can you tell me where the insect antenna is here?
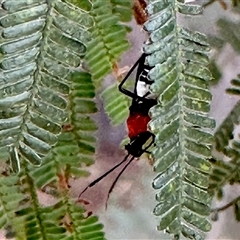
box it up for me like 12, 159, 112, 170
105, 155, 135, 209
78, 153, 130, 198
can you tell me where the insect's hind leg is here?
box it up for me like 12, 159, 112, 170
118, 54, 145, 99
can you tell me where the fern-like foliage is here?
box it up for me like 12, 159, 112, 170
0, 0, 93, 170
8, 71, 102, 240
226, 74, 240, 95
85, 0, 131, 85
61, 72, 97, 176
0, 1, 105, 239
9, 165, 106, 240
68, 202, 105, 240
0, 174, 26, 236
110, 0, 133, 22
144, 0, 215, 238
101, 83, 130, 126
29, 72, 98, 190
214, 101, 240, 157
15, 168, 68, 240
216, 18, 240, 53
208, 158, 237, 196
211, 100, 240, 194
208, 17, 240, 54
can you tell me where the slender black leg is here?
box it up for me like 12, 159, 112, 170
105, 155, 135, 209
144, 150, 151, 154
78, 154, 130, 198
118, 54, 145, 99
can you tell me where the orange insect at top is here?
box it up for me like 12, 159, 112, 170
133, 0, 148, 25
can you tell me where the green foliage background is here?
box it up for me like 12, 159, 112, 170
0, 0, 240, 239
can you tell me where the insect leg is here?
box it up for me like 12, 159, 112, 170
105, 155, 135, 209
78, 153, 130, 198
118, 54, 145, 99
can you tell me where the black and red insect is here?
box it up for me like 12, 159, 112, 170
79, 54, 157, 205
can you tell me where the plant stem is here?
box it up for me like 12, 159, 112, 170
211, 195, 240, 212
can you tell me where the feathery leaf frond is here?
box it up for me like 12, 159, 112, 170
68, 202, 106, 240
210, 90, 240, 212
144, 0, 215, 238
13, 167, 66, 240
67, 0, 93, 11
10, 164, 105, 240
214, 101, 240, 157
85, 0, 131, 85
110, 0, 133, 22
0, 175, 26, 236
209, 158, 237, 196
216, 18, 240, 53
101, 83, 130, 126
211, 131, 240, 193
0, 0, 93, 171
29, 72, 97, 189
64, 72, 97, 176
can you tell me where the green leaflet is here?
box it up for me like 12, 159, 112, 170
216, 18, 240, 53
209, 159, 237, 196
144, 0, 215, 238
66, 0, 93, 12
0, 175, 26, 233
0, 0, 93, 170
110, 0, 132, 22
234, 200, 240, 222
211, 101, 240, 196
29, 72, 98, 188
69, 203, 106, 240
85, 0, 131, 85
207, 61, 222, 86
101, 83, 130, 126
226, 75, 240, 96
177, 2, 203, 15
214, 101, 240, 156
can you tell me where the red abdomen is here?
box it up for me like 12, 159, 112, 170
127, 113, 151, 139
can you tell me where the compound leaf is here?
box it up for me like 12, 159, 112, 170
85, 0, 131, 85
144, 0, 215, 238
214, 101, 240, 157
29, 72, 97, 189
0, 0, 93, 171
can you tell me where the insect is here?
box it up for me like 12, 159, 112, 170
133, 0, 148, 25
79, 54, 157, 207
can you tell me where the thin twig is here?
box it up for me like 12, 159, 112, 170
211, 195, 240, 212
202, 0, 215, 8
